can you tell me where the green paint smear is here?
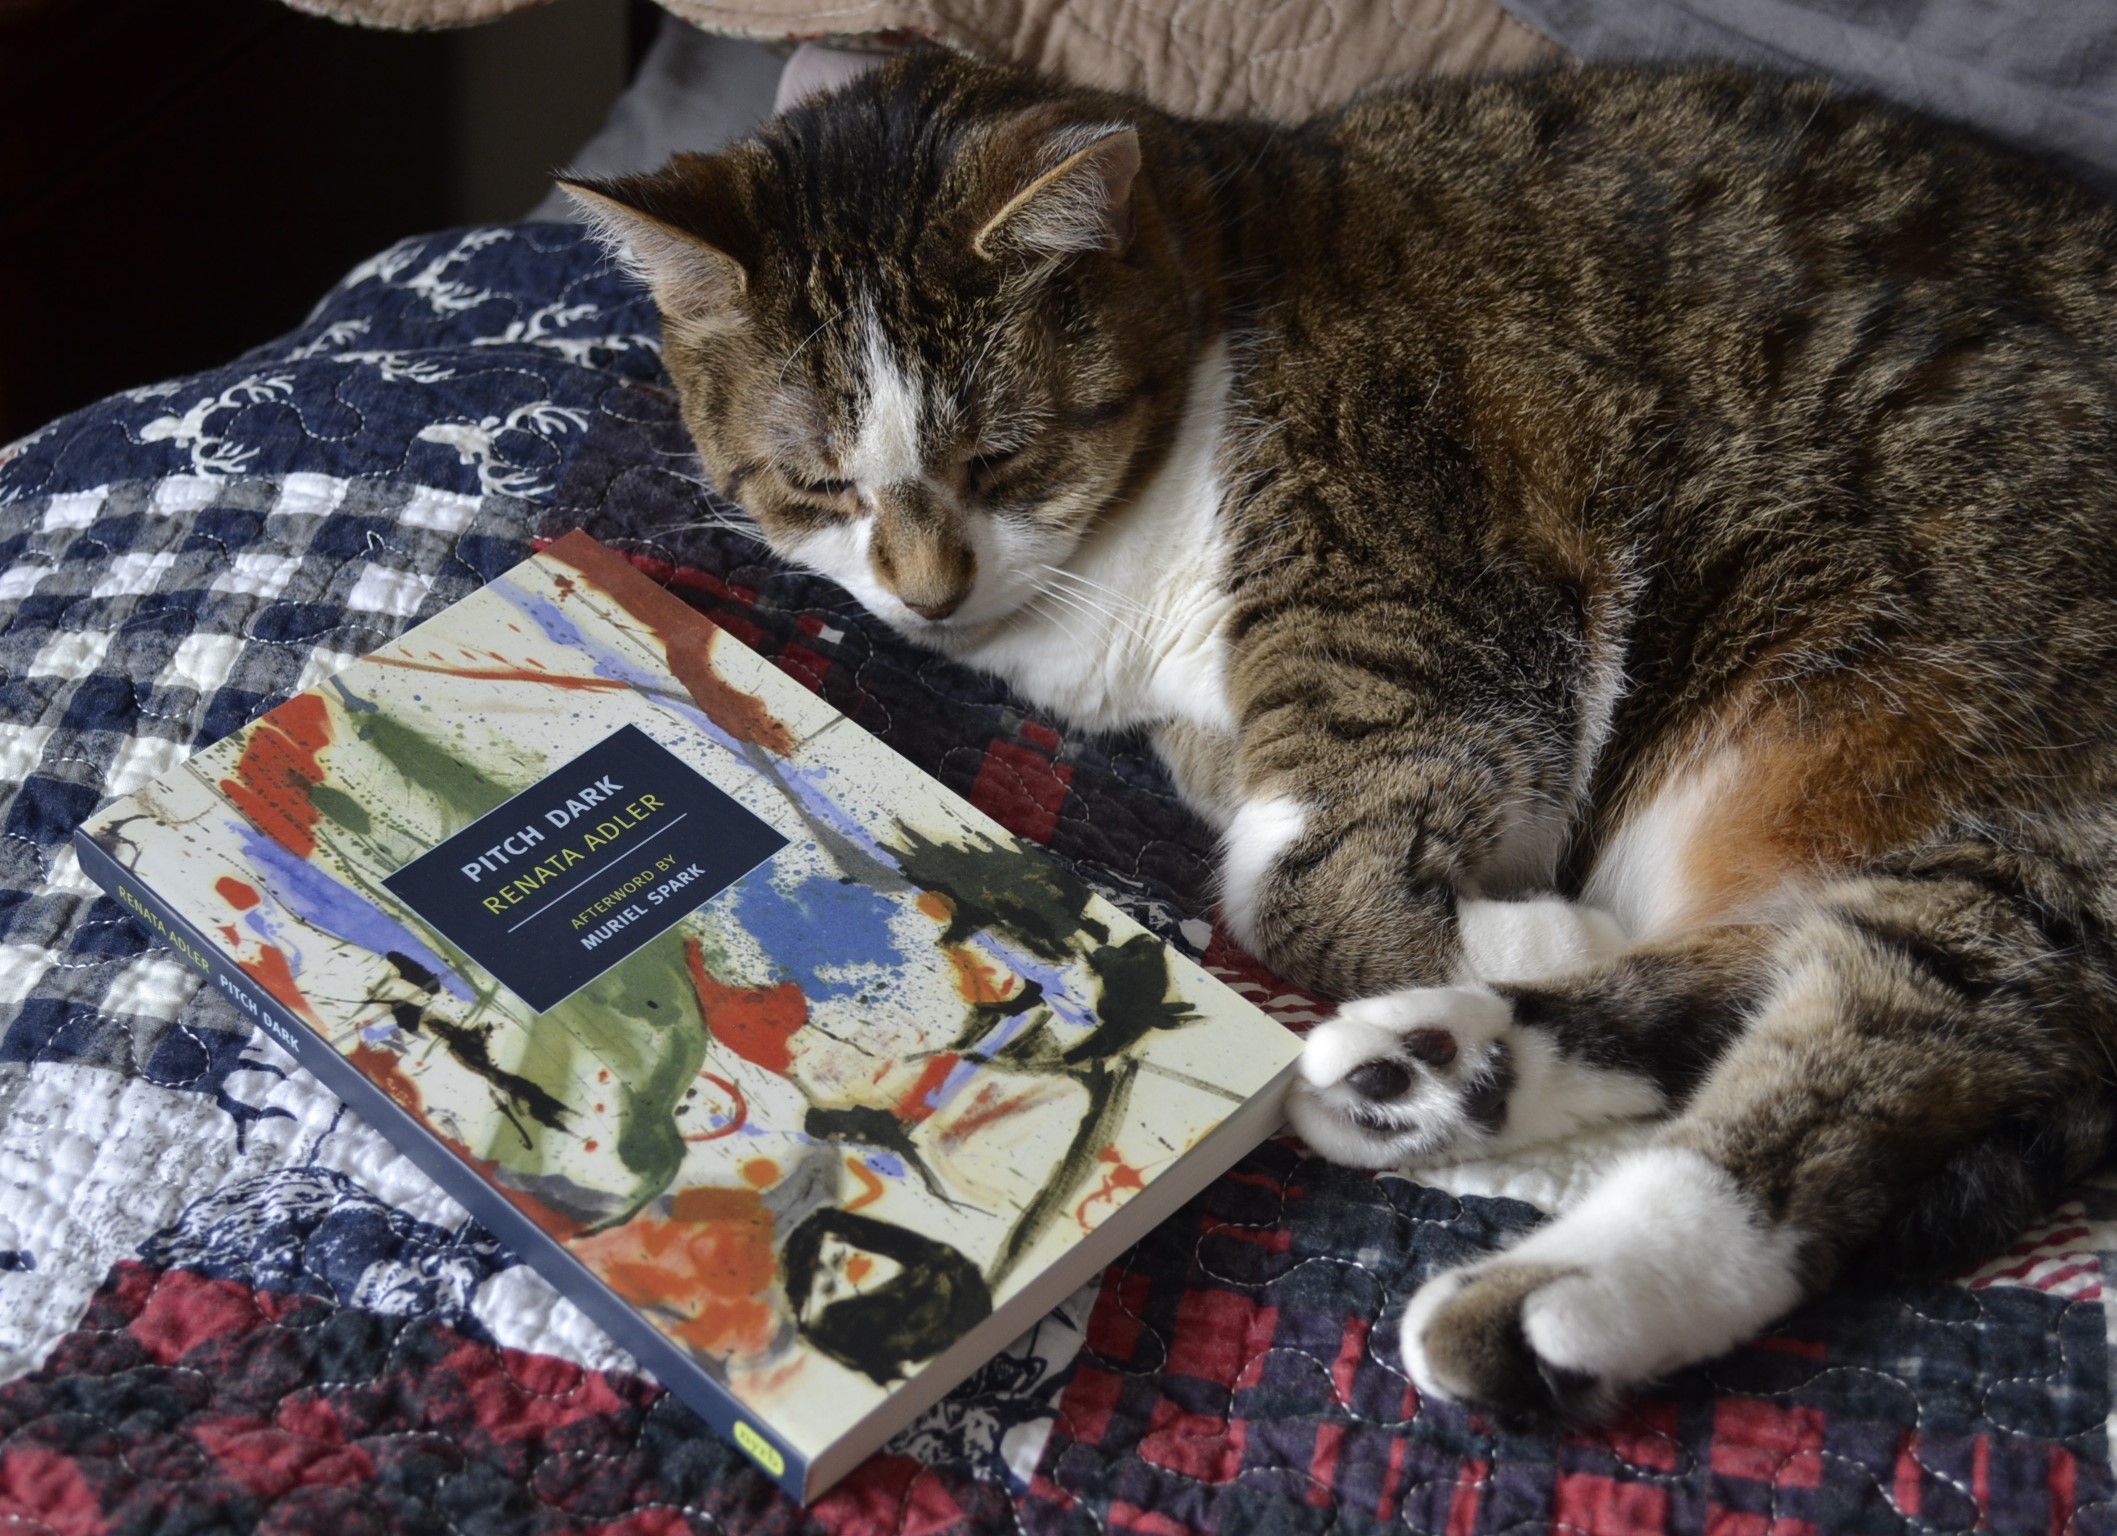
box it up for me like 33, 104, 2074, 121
412, 920, 703, 1229
308, 782, 372, 837
359, 709, 519, 822
546, 925, 710, 1223
316, 704, 700, 1226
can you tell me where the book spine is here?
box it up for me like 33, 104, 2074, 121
70, 828, 813, 1502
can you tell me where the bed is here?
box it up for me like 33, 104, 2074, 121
0, 219, 2109, 1535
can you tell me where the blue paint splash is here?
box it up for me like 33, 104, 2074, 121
233, 821, 473, 1004
502, 584, 752, 761
730, 865, 909, 1001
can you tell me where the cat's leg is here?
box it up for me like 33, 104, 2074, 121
1214, 564, 1601, 999
1400, 850, 2117, 1421
1149, 719, 1240, 831
1287, 922, 1771, 1167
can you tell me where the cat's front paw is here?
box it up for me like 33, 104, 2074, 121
1285, 986, 1517, 1167
1398, 1148, 1808, 1424
1399, 1262, 1621, 1424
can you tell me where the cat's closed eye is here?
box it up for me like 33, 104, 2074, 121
787, 474, 856, 503
966, 448, 1024, 497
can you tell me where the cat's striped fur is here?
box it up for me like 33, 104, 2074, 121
568, 48, 2117, 1422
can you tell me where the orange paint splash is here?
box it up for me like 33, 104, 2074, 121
946, 945, 1017, 1005
915, 890, 955, 924
546, 532, 796, 756
845, 1157, 886, 1213
683, 937, 806, 1075
576, 1184, 780, 1358
349, 1042, 422, 1116
219, 693, 332, 858
237, 943, 324, 1028
844, 1254, 874, 1285
215, 877, 261, 911
895, 1053, 961, 1121
1074, 1145, 1148, 1229
669, 1297, 777, 1358
741, 1157, 779, 1188
681, 1072, 747, 1143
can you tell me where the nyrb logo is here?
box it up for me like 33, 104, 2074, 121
385, 724, 788, 1012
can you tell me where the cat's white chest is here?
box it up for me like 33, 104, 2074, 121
952, 345, 1239, 735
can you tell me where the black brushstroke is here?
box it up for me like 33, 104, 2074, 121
891, 826, 1093, 964
781, 1209, 992, 1384
422, 1016, 574, 1134
384, 950, 441, 994
993, 1058, 1135, 1282
946, 978, 1046, 1058
381, 951, 572, 1133
804, 1103, 956, 1204
1064, 932, 1193, 1063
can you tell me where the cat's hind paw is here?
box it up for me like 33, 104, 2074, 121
1285, 986, 1518, 1168
1287, 983, 1665, 1168
1399, 1262, 1616, 1424
1399, 1148, 1808, 1422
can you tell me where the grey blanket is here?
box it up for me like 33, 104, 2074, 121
1500, 0, 2117, 192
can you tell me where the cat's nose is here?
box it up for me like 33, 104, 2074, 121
909, 597, 962, 621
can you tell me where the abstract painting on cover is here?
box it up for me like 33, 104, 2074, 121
76, 532, 1299, 1481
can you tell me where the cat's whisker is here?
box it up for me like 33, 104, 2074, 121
645, 511, 773, 546
780, 304, 850, 385
649, 465, 715, 487
1040, 585, 1162, 647
1038, 564, 1160, 623
1038, 580, 1155, 649
1037, 584, 1139, 648
1026, 588, 1096, 652
707, 524, 775, 547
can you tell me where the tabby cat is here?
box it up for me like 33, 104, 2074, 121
564, 48, 2117, 1421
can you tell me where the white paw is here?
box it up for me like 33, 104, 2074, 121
1286, 985, 1517, 1168
1400, 1148, 1807, 1419
1457, 897, 1628, 985
1288, 983, 1665, 1170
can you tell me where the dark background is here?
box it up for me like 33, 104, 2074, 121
0, 0, 643, 445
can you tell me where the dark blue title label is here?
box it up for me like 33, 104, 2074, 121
383, 724, 788, 1013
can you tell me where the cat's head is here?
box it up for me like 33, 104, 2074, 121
565, 50, 1196, 635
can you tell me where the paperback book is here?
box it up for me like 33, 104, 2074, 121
74, 531, 1302, 1501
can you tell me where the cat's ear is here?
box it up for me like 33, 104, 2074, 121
971, 115, 1142, 263
561, 157, 755, 325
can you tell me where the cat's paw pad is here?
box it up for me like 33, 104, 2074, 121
1399, 1262, 1618, 1425
1286, 986, 1516, 1167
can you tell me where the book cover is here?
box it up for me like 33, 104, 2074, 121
73, 531, 1302, 1500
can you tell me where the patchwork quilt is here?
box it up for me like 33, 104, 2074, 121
0, 223, 2110, 1535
